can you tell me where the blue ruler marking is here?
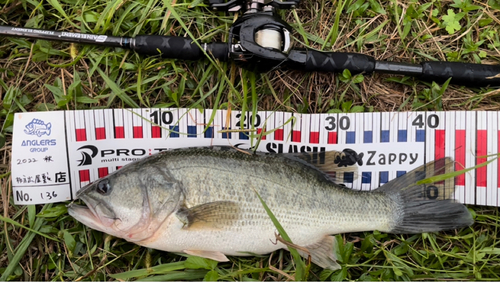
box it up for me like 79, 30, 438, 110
222, 127, 231, 139
204, 127, 213, 138
416, 129, 425, 142
381, 130, 390, 142
362, 172, 372, 184
398, 130, 407, 142
344, 172, 354, 183
169, 126, 179, 138
187, 126, 197, 138
364, 131, 373, 143
346, 132, 355, 143
380, 171, 389, 184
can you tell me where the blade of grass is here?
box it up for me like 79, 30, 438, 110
253, 190, 309, 281
0, 213, 60, 242
94, 0, 126, 33
45, 0, 77, 28
93, 65, 139, 108
110, 261, 187, 280
0, 204, 53, 281
291, 9, 309, 46
324, 0, 347, 49
137, 269, 208, 281
133, 0, 160, 36
163, 0, 239, 99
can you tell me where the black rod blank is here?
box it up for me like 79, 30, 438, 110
1, 25, 499, 87
0, 25, 127, 47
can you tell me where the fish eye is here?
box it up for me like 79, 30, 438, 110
96, 180, 111, 195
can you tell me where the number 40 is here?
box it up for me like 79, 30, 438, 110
412, 114, 439, 129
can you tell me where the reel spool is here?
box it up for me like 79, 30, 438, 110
208, 0, 301, 12
255, 28, 282, 50
228, 13, 293, 72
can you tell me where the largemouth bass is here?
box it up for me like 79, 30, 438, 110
68, 147, 473, 270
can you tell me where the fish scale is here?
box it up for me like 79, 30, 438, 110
166, 150, 393, 231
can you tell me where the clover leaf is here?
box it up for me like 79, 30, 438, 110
442, 9, 465, 34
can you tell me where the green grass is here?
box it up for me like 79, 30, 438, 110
1, 0, 500, 280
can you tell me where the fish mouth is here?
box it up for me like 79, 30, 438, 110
68, 203, 103, 231
67, 199, 116, 232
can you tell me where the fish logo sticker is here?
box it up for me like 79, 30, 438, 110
24, 118, 52, 137
334, 148, 364, 167
77, 145, 99, 166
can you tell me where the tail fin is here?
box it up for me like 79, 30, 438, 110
375, 157, 473, 233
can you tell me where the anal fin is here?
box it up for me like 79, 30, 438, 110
286, 236, 341, 270
183, 249, 229, 262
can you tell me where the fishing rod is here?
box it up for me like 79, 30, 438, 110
1, 0, 499, 87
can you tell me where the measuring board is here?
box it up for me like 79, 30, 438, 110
11, 109, 500, 207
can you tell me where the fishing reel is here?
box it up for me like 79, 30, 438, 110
208, 0, 300, 13
209, 0, 299, 72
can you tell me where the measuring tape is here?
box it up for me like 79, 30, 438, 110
11, 109, 499, 207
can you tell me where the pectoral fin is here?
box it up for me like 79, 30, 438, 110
176, 201, 240, 230
288, 236, 341, 270
183, 250, 230, 262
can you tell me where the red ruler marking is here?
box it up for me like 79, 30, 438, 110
79, 170, 90, 182
257, 128, 266, 140
455, 130, 466, 186
98, 167, 109, 178
274, 129, 284, 141
435, 130, 446, 159
292, 130, 301, 142
327, 132, 337, 144
95, 127, 106, 140
310, 132, 319, 144
434, 129, 446, 183
498, 130, 500, 189
76, 129, 87, 142
133, 126, 143, 138
115, 126, 125, 139
152, 126, 161, 138
477, 130, 488, 187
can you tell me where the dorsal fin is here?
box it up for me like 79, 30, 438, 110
279, 149, 360, 183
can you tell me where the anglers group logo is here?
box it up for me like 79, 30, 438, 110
77, 145, 98, 166
24, 118, 52, 137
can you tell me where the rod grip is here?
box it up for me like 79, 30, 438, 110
304, 50, 376, 74
421, 61, 500, 87
133, 36, 204, 60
